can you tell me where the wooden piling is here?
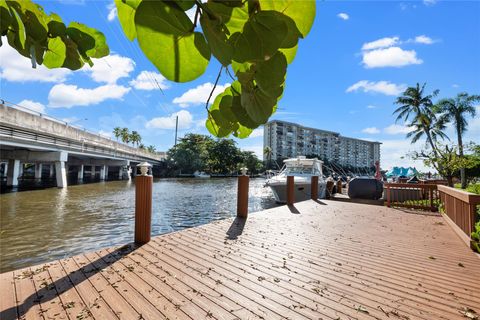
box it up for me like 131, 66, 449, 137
287, 176, 295, 205
237, 175, 249, 218
337, 180, 342, 194
135, 175, 153, 244
311, 176, 319, 200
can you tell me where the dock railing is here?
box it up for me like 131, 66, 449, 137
438, 185, 480, 236
384, 183, 439, 212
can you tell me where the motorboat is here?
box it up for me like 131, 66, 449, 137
265, 156, 327, 203
193, 171, 211, 178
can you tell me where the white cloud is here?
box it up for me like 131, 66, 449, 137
249, 128, 264, 138
337, 13, 349, 20
173, 82, 230, 108
366, 105, 377, 109
18, 100, 46, 114
384, 124, 415, 135
362, 127, 380, 134
452, 84, 460, 88
423, 0, 437, 6
361, 36, 399, 51
379, 139, 430, 172
346, 80, 406, 96
61, 117, 79, 124
98, 130, 112, 138
107, 2, 117, 21
86, 54, 135, 84
0, 41, 71, 82
414, 35, 434, 44
48, 84, 131, 108
146, 110, 193, 130
362, 46, 423, 68
129, 71, 170, 90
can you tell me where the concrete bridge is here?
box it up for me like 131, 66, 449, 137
0, 102, 165, 188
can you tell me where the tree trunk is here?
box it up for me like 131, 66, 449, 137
457, 123, 466, 189
446, 175, 454, 187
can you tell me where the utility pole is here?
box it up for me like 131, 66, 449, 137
174, 115, 178, 146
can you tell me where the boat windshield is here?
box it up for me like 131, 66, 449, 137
284, 166, 313, 175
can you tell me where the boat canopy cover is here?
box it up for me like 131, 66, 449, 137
385, 166, 419, 178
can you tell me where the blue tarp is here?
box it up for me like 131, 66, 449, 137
385, 166, 419, 178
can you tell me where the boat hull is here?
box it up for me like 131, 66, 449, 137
268, 182, 327, 204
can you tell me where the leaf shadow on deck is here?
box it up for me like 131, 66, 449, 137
225, 217, 246, 240
1, 244, 138, 320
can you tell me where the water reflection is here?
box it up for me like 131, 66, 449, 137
0, 178, 277, 272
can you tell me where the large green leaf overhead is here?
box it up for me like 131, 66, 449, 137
135, 0, 211, 82
1, 0, 109, 70
259, 0, 316, 37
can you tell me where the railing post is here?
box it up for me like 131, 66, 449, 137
287, 175, 295, 205
386, 184, 391, 207
429, 186, 434, 212
237, 168, 249, 218
135, 162, 153, 245
311, 176, 319, 200
336, 179, 342, 194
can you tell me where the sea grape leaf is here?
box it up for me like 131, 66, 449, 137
206, 2, 249, 35
0, 1, 12, 35
255, 51, 287, 93
8, 6, 26, 50
280, 45, 297, 64
259, 0, 316, 37
47, 13, 66, 37
200, 11, 232, 66
232, 11, 294, 62
134, 0, 193, 37
115, 0, 139, 41
136, 28, 210, 82
66, 22, 109, 59
241, 85, 279, 124
43, 36, 66, 68
21, 0, 48, 42
233, 124, 252, 138
173, 0, 195, 11
62, 37, 84, 70
135, 0, 210, 82
211, 0, 243, 8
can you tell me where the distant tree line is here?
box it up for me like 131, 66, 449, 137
113, 127, 156, 153
165, 134, 263, 176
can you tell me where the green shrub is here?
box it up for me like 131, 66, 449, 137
472, 221, 480, 253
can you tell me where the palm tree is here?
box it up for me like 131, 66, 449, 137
147, 145, 156, 153
437, 92, 480, 188
130, 131, 141, 147
120, 128, 130, 144
263, 146, 272, 169
138, 143, 146, 150
113, 127, 122, 142
394, 83, 442, 155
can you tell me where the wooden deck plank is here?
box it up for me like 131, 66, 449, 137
191, 219, 480, 309
30, 263, 69, 320
47, 260, 89, 320
0, 271, 18, 320
2, 200, 479, 320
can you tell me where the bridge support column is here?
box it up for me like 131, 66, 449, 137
55, 161, 67, 188
118, 166, 124, 180
78, 165, 84, 181
6, 159, 20, 187
35, 163, 43, 179
105, 166, 109, 180
99, 165, 106, 180
49, 164, 54, 178
18, 162, 23, 178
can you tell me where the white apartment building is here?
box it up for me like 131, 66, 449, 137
263, 120, 381, 168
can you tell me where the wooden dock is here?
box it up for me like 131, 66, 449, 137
1, 200, 479, 320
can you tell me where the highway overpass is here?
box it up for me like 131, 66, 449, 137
0, 102, 165, 188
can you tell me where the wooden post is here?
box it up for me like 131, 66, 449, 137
336, 180, 342, 194
237, 175, 249, 218
287, 176, 295, 205
311, 176, 319, 200
135, 174, 153, 244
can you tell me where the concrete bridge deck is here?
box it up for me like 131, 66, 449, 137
0, 102, 165, 188
1, 200, 479, 319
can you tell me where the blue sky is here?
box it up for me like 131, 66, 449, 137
1, 0, 479, 171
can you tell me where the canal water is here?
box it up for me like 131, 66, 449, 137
0, 178, 278, 272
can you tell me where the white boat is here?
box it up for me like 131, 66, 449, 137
265, 156, 327, 203
193, 171, 210, 178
